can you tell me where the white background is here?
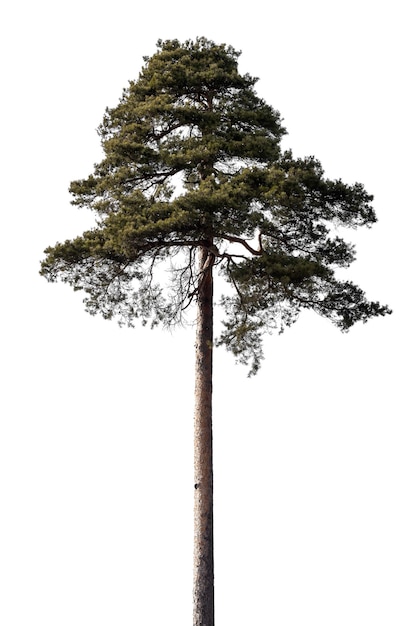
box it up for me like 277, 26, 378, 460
1, 1, 415, 624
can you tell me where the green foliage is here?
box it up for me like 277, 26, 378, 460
40, 37, 391, 374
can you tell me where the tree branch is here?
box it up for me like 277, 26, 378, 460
221, 234, 263, 256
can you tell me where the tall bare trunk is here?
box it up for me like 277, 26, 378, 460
193, 246, 214, 626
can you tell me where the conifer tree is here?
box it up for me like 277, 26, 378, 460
40, 38, 391, 626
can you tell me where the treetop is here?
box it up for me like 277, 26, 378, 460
40, 37, 391, 374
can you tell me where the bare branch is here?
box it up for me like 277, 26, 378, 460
221, 234, 263, 256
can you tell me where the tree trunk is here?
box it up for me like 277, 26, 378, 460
193, 246, 215, 626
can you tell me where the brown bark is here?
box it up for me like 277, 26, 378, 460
193, 246, 215, 626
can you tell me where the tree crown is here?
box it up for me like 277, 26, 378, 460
41, 37, 391, 374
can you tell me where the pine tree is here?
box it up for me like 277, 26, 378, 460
40, 38, 391, 625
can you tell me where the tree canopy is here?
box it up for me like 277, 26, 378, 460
40, 37, 391, 373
